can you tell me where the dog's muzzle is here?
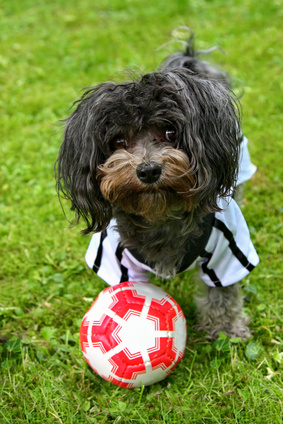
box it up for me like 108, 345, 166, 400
136, 162, 162, 184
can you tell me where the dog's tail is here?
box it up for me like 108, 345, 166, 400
159, 30, 231, 88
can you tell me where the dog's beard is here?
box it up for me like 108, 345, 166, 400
98, 145, 195, 222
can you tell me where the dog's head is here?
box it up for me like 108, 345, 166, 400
57, 69, 241, 233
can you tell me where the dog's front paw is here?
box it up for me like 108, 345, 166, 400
194, 283, 252, 341
194, 313, 251, 341
222, 315, 252, 340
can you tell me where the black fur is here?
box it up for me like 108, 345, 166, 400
57, 69, 241, 234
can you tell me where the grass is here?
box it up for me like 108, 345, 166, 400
0, 0, 282, 422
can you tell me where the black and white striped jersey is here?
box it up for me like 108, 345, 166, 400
85, 197, 259, 288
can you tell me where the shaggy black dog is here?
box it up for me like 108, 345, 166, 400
57, 32, 259, 340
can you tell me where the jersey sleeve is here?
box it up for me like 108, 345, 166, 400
237, 136, 257, 185
85, 221, 151, 286
197, 198, 259, 287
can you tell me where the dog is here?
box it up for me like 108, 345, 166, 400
56, 31, 259, 340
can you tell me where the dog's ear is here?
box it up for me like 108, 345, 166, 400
172, 70, 241, 211
56, 84, 115, 234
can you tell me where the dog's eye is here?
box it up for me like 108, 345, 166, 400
110, 136, 128, 151
165, 128, 177, 143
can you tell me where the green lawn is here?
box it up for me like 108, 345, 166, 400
0, 0, 282, 422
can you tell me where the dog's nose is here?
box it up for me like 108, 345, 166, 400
136, 163, 162, 184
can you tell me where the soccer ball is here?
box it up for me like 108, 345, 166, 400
80, 281, 187, 389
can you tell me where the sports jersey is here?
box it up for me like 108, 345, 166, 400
85, 137, 259, 287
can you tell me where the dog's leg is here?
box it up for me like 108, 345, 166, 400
194, 282, 251, 340
233, 182, 245, 207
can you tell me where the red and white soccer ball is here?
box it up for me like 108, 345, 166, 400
80, 281, 187, 389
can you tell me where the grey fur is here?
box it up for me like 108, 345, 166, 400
159, 32, 231, 88
114, 208, 200, 278
194, 283, 251, 340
